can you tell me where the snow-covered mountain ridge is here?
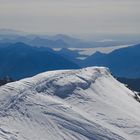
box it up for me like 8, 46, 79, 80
0, 67, 140, 140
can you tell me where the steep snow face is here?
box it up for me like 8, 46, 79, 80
0, 67, 140, 140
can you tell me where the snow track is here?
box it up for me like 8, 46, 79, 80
0, 67, 140, 140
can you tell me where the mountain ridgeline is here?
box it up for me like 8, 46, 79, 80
117, 77, 140, 92
0, 76, 14, 86
82, 44, 140, 78
0, 43, 79, 79
1, 41, 140, 81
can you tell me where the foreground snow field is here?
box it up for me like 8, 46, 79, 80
0, 67, 140, 140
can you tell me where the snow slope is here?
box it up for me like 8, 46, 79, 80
0, 67, 140, 140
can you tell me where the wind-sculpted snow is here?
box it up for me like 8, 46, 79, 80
0, 67, 140, 140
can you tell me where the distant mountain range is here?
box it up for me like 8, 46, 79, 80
0, 36, 70, 48
1, 42, 140, 79
0, 28, 27, 35
0, 43, 79, 79
82, 44, 140, 78
0, 29, 135, 48
0, 29, 140, 80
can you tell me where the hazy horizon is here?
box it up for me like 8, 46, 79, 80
0, 0, 140, 36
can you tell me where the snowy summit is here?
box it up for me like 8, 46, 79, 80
0, 67, 140, 140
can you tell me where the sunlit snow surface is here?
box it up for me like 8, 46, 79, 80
0, 67, 140, 140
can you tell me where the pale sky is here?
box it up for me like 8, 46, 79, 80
0, 0, 140, 35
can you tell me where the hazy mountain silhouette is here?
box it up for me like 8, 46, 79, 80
0, 30, 130, 48
0, 36, 69, 48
